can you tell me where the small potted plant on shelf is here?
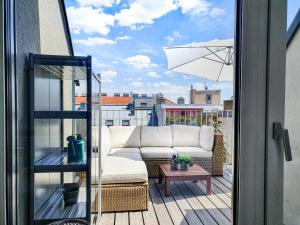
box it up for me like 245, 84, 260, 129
177, 155, 193, 171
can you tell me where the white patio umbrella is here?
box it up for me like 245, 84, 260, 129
163, 39, 234, 81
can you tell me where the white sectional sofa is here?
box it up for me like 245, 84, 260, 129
98, 125, 224, 212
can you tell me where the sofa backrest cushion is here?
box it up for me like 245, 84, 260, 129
101, 126, 111, 157
141, 126, 172, 147
200, 125, 215, 151
109, 126, 141, 148
172, 125, 200, 147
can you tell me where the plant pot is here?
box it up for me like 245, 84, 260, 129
180, 162, 189, 171
63, 183, 79, 206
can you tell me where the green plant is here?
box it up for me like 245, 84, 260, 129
177, 155, 192, 164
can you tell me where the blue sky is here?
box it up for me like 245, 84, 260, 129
65, 0, 300, 102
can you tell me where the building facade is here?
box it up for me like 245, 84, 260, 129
190, 85, 221, 105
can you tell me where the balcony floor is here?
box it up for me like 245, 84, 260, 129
95, 165, 232, 225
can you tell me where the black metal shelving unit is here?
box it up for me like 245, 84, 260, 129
28, 53, 96, 225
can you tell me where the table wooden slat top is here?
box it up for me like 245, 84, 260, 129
159, 164, 210, 177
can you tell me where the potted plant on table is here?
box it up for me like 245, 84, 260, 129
177, 155, 193, 171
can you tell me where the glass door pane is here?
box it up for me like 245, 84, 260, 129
284, 2, 300, 225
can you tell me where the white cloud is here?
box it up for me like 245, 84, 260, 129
193, 82, 233, 91
115, 0, 177, 28
177, 0, 211, 16
182, 75, 192, 80
210, 82, 233, 90
125, 55, 158, 69
147, 81, 187, 100
210, 8, 225, 17
130, 81, 144, 88
101, 70, 117, 83
74, 37, 116, 46
147, 71, 162, 78
116, 35, 132, 41
114, 0, 224, 30
165, 31, 182, 45
66, 7, 114, 35
76, 0, 120, 7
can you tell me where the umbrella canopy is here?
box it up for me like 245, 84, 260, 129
163, 39, 234, 81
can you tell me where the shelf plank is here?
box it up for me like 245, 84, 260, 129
34, 111, 88, 119
34, 152, 87, 172
34, 189, 86, 224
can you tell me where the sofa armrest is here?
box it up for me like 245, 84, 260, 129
212, 134, 224, 176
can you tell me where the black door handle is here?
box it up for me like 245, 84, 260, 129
273, 122, 292, 161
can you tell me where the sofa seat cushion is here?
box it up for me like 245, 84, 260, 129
101, 154, 148, 184
141, 126, 173, 147
140, 147, 177, 159
172, 125, 200, 147
109, 147, 141, 155
173, 147, 212, 158
109, 126, 141, 148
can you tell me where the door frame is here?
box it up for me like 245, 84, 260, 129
234, 0, 287, 224
1, 0, 17, 225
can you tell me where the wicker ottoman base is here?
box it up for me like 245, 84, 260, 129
99, 182, 148, 212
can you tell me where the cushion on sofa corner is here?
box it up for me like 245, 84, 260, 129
172, 125, 200, 147
109, 126, 141, 148
141, 126, 172, 147
140, 147, 176, 159
200, 125, 215, 151
109, 147, 141, 155
173, 147, 212, 158
101, 154, 148, 184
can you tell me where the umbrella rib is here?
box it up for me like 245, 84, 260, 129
165, 45, 232, 49
168, 48, 226, 71
202, 57, 224, 64
204, 46, 227, 64
216, 62, 225, 82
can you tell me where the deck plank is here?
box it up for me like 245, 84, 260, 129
195, 181, 231, 219
155, 180, 189, 225
175, 182, 218, 225
169, 182, 204, 225
211, 178, 232, 198
142, 193, 159, 225
115, 212, 129, 225
129, 211, 144, 225
101, 213, 115, 225
148, 180, 174, 225
185, 181, 231, 225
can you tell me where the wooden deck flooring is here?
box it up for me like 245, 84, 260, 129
96, 165, 232, 225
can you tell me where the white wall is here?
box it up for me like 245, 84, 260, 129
284, 28, 300, 225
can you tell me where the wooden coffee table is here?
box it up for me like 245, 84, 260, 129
158, 164, 211, 197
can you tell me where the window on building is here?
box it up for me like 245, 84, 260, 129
122, 120, 130, 126
141, 102, 147, 107
206, 94, 212, 104
105, 120, 114, 127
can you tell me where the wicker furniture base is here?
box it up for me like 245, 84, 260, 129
100, 182, 148, 212
212, 134, 224, 176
